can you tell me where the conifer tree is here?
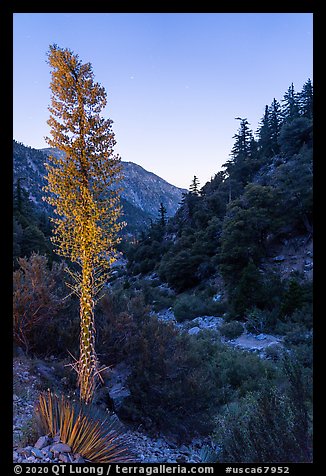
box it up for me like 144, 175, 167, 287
257, 105, 272, 159
189, 175, 200, 195
14, 178, 25, 215
223, 118, 257, 188
298, 79, 313, 119
269, 98, 282, 156
282, 83, 300, 123
158, 202, 167, 227
231, 118, 252, 160
43, 45, 124, 404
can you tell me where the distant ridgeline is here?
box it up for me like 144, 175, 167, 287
13, 140, 186, 261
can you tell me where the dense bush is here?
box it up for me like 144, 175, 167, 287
244, 307, 270, 334
158, 250, 203, 292
214, 386, 312, 462
29, 299, 80, 358
263, 344, 284, 361
281, 278, 312, 319
119, 322, 275, 437
96, 285, 275, 436
13, 253, 69, 354
131, 278, 175, 311
214, 357, 312, 462
96, 289, 147, 366
219, 185, 284, 285
126, 233, 171, 276
12, 252, 89, 359
173, 294, 225, 322
219, 321, 244, 340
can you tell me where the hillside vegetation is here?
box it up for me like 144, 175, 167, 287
13, 79, 313, 463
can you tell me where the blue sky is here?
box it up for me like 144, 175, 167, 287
13, 13, 313, 189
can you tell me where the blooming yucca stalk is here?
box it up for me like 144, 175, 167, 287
36, 390, 134, 463
43, 44, 125, 403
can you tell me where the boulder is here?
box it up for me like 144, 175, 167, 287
105, 362, 132, 411
256, 334, 268, 341
272, 255, 285, 262
59, 453, 70, 463
34, 436, 50, 450
188, 327, 201, 335
212, 294, 222, 302
108, 383, 131, 410
17, 446, 32, 457
31, 448, 44, 459
50, 443, 72, 454
73, 454, 85, 463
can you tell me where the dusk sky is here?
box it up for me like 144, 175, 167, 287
13, 13, 313, 189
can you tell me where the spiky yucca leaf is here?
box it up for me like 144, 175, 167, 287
35, 390, 134, 463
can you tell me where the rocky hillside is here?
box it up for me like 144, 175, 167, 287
13, 140, 186, 233
119, 161, 186, 219
13, 355, 215, 464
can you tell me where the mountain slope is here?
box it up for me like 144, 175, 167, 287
120, 161, 186, 219
13, 141, 186, 233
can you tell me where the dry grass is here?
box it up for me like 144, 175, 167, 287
35, 390, 134, 463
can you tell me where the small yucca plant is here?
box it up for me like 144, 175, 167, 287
35, 390, 134, 463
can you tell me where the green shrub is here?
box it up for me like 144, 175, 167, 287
244, 307, 269, 334
173, 295, 205, 321
88, 284, 275, 438
281, 278, 307, 317
30, 298, 80, 358
127, 238, 170, 276
214, 356, 312, 463
18, 417, 40, 448
217, 348, 274, 398
291, 304, 313, 328
283, 326, 311, 347
158, 250, 203, 292
139, 258, 156, 274
219, 321, 244, 340
134, 279, 175, 311
264, 344, 284, 361
120, 323, 274, 437
121, 325, 222, 436
214, 387, 311, 462
152, 293, 174, 312
96, 288, 149, 366
227, 261, 266, 319
173, 294, 225, 322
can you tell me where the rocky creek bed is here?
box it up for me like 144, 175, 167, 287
154, 308, 284, 357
